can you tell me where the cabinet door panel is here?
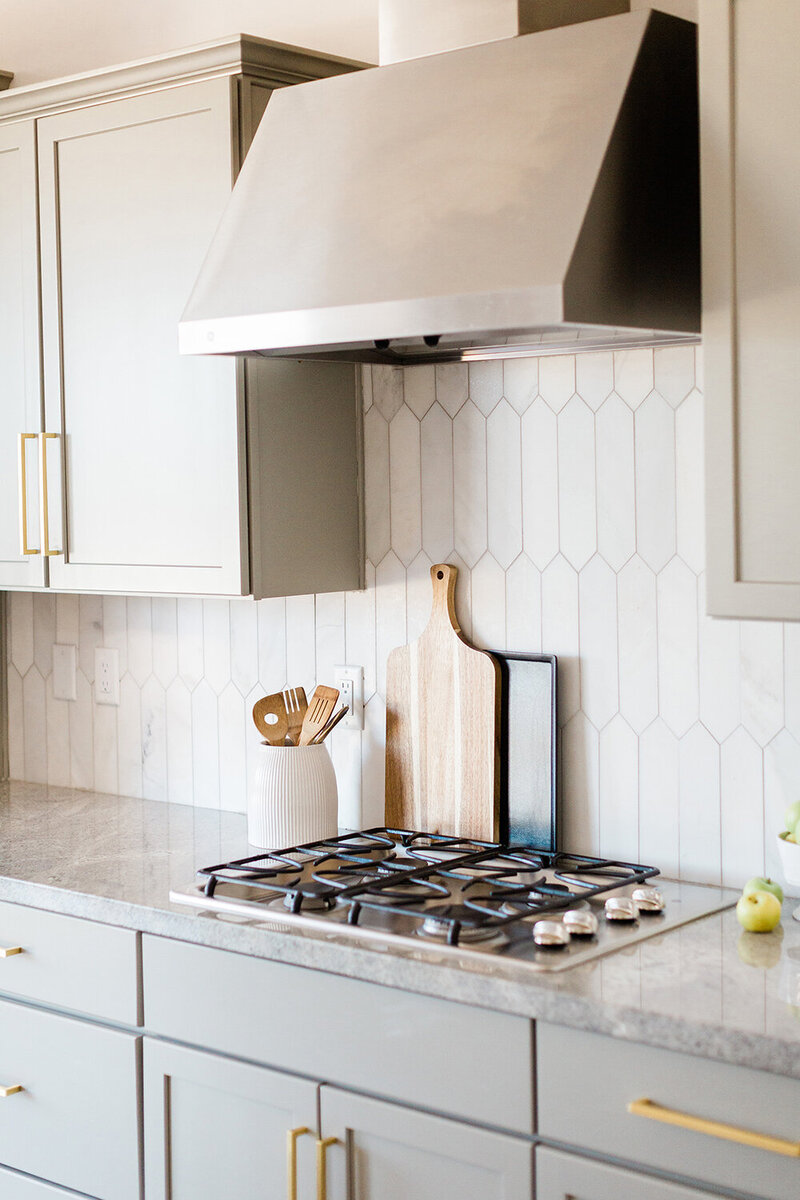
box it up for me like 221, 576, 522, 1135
38, 78, 247, 595
144, 1038, 318, 1200
0, 121, 45, 589
537, 1148, 716, 1200
320, 1086, 533, 1200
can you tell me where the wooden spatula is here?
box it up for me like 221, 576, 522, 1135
252, 692, 289, 745
283, 686, 308, 746
299, 685, 339, 745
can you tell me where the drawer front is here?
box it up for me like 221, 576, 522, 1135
537, 1023, 800, 1200
142, 935, 533, 1133
0, 998, 140, 1200
0, 1164, 88, 1198
0, 900, 139, 1024
536, 1148, 717, 1200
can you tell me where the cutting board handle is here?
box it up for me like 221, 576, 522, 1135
429, 563, 461, 634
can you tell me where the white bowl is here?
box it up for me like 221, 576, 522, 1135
777, 832, 800, 888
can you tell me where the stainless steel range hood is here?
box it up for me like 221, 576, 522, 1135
180, 3, 700, 365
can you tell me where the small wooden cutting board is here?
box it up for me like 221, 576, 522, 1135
385, 563, 501, 841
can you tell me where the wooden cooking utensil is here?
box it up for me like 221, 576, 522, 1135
309, 704, 349, 744
299, 685, 340, 745
252, 692, 289, 745
385, 563, 500, 841
283, 686, 308, 746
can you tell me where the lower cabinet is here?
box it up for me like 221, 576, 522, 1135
143, 1037, 534, 1200
536, 1148, 715, 1200
0, 1165, 87, 1198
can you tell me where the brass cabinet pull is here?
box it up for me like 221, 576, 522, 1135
287, 1126, 311, 1200
18, 433, 40, 556
0, 947, 23, 958
628, 1098, 800, 1158
315, 1136, 339, 1200
0, 1085, 23, 1098
39, 432, 61, 556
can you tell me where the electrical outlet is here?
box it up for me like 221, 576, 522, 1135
334, 665, 364, 731
52, 644, 77, 701
94, 647, 120, 706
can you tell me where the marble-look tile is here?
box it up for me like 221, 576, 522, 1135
375, 552, 407, 698
453, 400, 488, 569
140, 676, 167, 803
389, 405, 422, 567
764, 730, 800, 891
420, 403, 454, 563
371, 364, 404, 421
635, 393, 676, 571
520, 402, 559, 576
79, 595, 104, 682
32, 593, 55, 677
361, 693, 386, 828
578, 555, 618, 731
330, 725, 363, 830
202, 600, 231, 696
595, 393, 635, 571
69, 670, 94, 791
539, 355, 575, 413
468, 360, 504, 417
55, 592, 79, 647
117, 674, 143, 800
315, 591, 345, 689
403, 365, 436, 419
435, 363, 468, 417
487, 400, 522, 569
126, 597, 153, 688
785, 622, 800, 743
471, 553, 506, 651
102, 596, 128, 676
285, 594, 316, 696
720, 729, 764, 888
45, 674, 70, 789
190, 681, 220, 810
345, 561, 376, 700
93, 702, 118, 797
739, 621, 784, 747
257, 596, 287, 693
505, 554, 542, 654
561, 711, 599, 856
21, 665, 47, 784
654, 345, 696, 408
638, 718, 679, 878
10, 591, 33, 674
575, 353, 614, 411
177, 598, 204, 689
406, 551, 434, 643
229, 599, 258, 697
450, 550, 473, 644
558, 396, 596, 571
218, 683, 246, 813
7, 666, 25, 781
599, 715, 638, 863
697, 574, 741, 741
166, 677, 193, 807
614, 348, 653, 409
152, 599, 178, 689
541, 555, 580, 726
364, 406, 391, 564
657, 558, 699, 738
617, 556, 658, 734
679, 724, 721, 885
675, 388, 705, 574
361, 364, 373, 413
503, 357, 538, 415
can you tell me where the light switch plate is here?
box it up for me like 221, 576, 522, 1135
52, 644, 77, 701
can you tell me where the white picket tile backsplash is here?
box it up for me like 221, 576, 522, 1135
6, 349, 800, 893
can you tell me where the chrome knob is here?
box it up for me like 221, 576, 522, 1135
632, 886, 665, 913
605, 896, 638, 922
563, 909, 598, 937
533, 920, 571, 946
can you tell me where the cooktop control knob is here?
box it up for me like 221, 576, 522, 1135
563, 909, 598, 937
533, 920, 571, 947
631, 886, 665, 913
605, 896, 638, 922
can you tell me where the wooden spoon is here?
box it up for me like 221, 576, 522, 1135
252, 692, 289, 745
299, 685, 339, 745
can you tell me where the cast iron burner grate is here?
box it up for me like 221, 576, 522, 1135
197, 828, 659, 947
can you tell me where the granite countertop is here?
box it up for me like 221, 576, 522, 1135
1, 780, 799, 1080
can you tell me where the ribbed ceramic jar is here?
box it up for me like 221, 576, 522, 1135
248, 743, 338, 849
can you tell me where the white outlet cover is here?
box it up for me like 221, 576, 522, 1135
52, 644, 77, 701
334, 664, 364, 731
94, 647, 120, 706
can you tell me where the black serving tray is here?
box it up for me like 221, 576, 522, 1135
492, 651, 557, 853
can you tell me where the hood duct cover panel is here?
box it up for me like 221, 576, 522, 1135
180, 10, 699, 363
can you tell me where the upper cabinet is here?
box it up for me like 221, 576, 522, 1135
0, 38, 364, 598
702, 0, 800, 619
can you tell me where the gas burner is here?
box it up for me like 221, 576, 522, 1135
416, 904, 506, 945
282, 881, 337, 912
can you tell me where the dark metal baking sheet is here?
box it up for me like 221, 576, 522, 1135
492, 651, 557, 852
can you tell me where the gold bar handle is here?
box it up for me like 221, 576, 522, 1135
0, 1085, 23, 1098
39, 432, 61, 556
0, 947, 23, 958
287, 1126, 311, 1200
628, 1098, 800, 1158
18, 433, 40, 556
316, 1136, 339, 1200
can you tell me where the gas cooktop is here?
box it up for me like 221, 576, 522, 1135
170, 828, 735, 972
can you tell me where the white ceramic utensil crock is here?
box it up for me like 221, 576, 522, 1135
248, 743, 338, 849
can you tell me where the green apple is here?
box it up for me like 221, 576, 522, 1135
742, 876, 784, 904
736, 890, 782, 933
785, 801, 800, 831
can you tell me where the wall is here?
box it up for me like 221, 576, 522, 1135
0, 0, 377, 87
6, 350, 800, 893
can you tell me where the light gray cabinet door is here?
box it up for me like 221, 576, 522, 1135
702, 0, 800, 619
0, 120, 46, 589
537, 1148, 716, 1200
37, 77, 248, 595
143, 1037, 318, 1200
319, 1086, 534, 1200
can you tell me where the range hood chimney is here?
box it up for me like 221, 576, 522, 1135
180, 2, 700, 365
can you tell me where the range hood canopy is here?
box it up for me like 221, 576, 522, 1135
180, 3, 700, 365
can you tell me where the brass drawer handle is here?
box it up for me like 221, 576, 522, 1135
39, 431, 61, 556
0, 947, 23, 958
18, 433, 40, 556
0, 1085, 23, 1098
287, 1126, 312, 1200
628, 1098, 800, 1158
316, 1136, 339, 1200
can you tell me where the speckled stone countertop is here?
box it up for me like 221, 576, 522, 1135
2, 780, 799, 1080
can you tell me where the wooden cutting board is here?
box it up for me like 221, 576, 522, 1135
385, 563, 501, 841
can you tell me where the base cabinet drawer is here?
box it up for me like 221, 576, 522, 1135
0, 998, 140, 1200
537, 1023, 800, 1200
536, 1148, 720, 1200
0, 1165, 89, 1199
0, 900, 139, 1024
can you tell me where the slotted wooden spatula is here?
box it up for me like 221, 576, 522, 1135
299, 685, 339, 745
